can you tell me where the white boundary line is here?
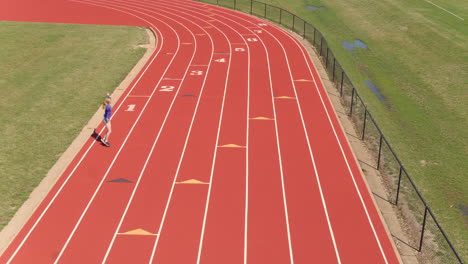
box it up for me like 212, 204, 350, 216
166, 2, 296, 262
5, 2, 166, 263
144, 3, 238, 263
205, 5, 393, 263
49, 1, 187, 262
146, 3, 249, 262
207, 5, 399, 263
80, 0, 215, 261
259, 25, 296, 264
258, 10, 392, 264
423, 0, 464, 20
276, 23, 391, 264
141, 7, 218, 264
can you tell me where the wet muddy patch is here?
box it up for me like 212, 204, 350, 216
342, 40, 368, 52
305, 5, 326, 11
458, 204, 468, 217
364, 80, 385, 101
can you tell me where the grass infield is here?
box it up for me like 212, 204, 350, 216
0, 22, 148, 231
207, 0, 467, 259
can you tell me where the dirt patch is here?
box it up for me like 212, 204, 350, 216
0, 28, 157, 256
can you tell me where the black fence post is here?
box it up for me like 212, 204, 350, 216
303, 21, 306, 39
293, 15, 295, 30
377, 135, 383, 169
217, 0, 219, 5
234, 0, 236, 9
419, 207, 429, 252
279, 9, 282, 24
264, 3, 267, 18
319, 37, 323, 56
325, 47, 329, 68
313, 28, 316, 45
362, 108, 367, 140
395, 166, 403, 205
340, 71, 344, 96
349, 87, 355, 116
332, 58, 336, 81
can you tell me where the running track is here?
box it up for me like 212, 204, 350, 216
0, 0, 400, 263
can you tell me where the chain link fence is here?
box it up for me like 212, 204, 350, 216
195, 0, 464, 262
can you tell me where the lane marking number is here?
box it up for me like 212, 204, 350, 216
126, 104, 136, 111
247, 38, 258, 42
235, 48, 245, 52
190, 70, 204, 76
160, 85, 175, 92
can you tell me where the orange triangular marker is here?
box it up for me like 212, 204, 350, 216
177, 179, 208, 184
295, 79, 312, 82
182, 43, 193, 45
250, 117, 274, 120
219, 144, 245, 148
275, 96, 296, 99
120, 229, 156, 235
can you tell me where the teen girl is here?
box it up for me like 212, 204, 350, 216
101, 93, 112, 147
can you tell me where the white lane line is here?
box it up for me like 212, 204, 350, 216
423, 0, 464, 20
5, 3, 164, 264
146, 11, 216, 264
212, 6, 390, 262
260, 26, 296, 264
286, 32, 390, 264
147, 4, 237, 263
260, 20, 343, 264
182, 4, 341, 263
80, 0, 204, 262
156, 3, 252, 262
51, 1, 184, 263
272, 14, 392, 264
160, 2, 294, 263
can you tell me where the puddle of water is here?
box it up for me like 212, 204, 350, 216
342, 41, 355, 51
354, 40, 367, 49
305, 5, 326, 11
459, 204, 468, 217
342, 40, 368, 52
364, 80, 385, 101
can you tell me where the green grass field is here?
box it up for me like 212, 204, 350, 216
206, 0, 467, 260
0, 22, 148, 231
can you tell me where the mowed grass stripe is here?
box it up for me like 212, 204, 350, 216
214, 0, 467, 259
0, 22, 148, 231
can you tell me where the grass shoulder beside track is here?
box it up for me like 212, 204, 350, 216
0, 21, 148, 231
205, 0, 467, 259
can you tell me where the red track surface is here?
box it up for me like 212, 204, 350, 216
0, 0, 401, 263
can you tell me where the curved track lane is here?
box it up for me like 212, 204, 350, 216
0, 0, 400, 263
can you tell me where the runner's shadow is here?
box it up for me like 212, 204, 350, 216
91, 129, 102, 142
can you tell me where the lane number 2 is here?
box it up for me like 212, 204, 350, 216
160, 85, 175, 92
190, 70, 204, 76
126, 104, 136, 111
